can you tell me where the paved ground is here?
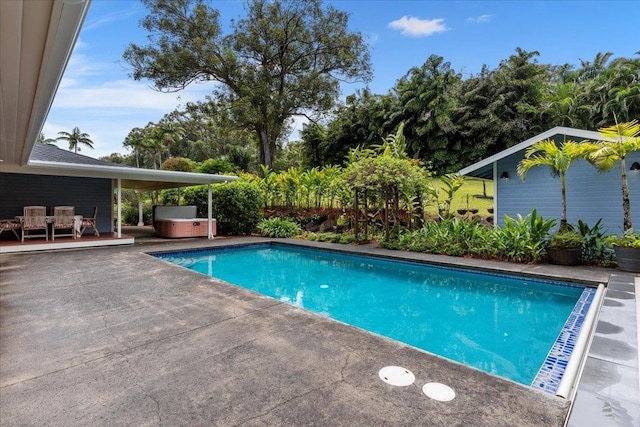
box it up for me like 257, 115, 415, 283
568, 274, 639, 427
0, 235, 622, 426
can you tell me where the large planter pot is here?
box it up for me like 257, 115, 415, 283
547, 247, 582, 266
614, 246, 640, 273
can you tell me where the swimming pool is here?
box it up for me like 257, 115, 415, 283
155, 244, 594, 390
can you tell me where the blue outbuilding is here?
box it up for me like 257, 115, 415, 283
458, 127, 640, 234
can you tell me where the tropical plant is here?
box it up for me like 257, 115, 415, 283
499, 210, 556, 263
517, 138, 594, 231
571, 219, 615, 265
381, 210, 555, 263
429, 173, 465, 218
342, 125, 430, 241
589, 119, 640, 233
56, 126, 94, 154
547, 230, 585, 249
606, 229, 640, 248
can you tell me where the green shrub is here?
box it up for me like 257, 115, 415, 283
227, 146, 252, 172
160, 157, 195, 172
159, 188, 180, 205
547, 231, 585, 249
122, 205, 152, 225
257, 218, 301, 238
183, 181, 264, 235
197, 158, 239, 174
305, 232, 357, 244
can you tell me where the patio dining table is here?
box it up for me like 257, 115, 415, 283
14, 215, 84, 238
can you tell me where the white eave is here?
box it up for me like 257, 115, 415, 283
458, 126, 605, 178
1, 161, 239, 191
0, 0, 91, 166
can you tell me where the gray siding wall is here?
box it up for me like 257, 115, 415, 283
0, 173, 112, 234
495, 151, 640, 234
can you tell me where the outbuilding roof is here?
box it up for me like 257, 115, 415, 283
457, 127, 605, 180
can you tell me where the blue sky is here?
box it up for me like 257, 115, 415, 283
43, 0, 640, 159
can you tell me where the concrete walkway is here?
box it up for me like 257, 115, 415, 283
0, 236, 630, 426
568, 274, 639, 426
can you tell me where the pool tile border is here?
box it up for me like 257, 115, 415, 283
531, 287, 596, 394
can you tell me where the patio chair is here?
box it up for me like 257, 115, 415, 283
80, 207, 100, 236
0, 219, 21, 240
21, 206, 48, 242
52, 206, 76, 241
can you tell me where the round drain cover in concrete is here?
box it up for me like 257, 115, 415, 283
422, 382, 455, 401
378, 366, 415, 386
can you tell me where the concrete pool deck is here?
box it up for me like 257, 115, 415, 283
0, 235, 636, 426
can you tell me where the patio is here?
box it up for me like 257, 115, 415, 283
0, 236, 636, 426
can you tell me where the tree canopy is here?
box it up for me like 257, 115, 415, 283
300, 50, 640, 175
123, 0, 372, 168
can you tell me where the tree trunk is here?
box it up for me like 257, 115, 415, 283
621, 162, 632, 231
257, 126, 275, 168
560, 173, 567, 232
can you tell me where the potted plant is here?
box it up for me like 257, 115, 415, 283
605, 230, 640, 272
546, 230, 585, 266
589, 119, 640, 272
517, 138, 593, 265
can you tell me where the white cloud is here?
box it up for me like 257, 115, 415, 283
52, 79, 215, 110
44, 80, 218, 159
83, 5, 140, 31
467, 14, 493, 24
388, 16, 448, 37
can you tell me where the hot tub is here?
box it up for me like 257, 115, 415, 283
155, 218, 216, 238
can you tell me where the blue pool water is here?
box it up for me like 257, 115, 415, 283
156, 244, 588, 386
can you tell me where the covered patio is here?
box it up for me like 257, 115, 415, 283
0, 160, 237, 254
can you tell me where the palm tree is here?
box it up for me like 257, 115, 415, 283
37, 132, 57, 145
157, 121, 185, 157
517, 138, 594, 231
589, 119, 640, 232
123, 128, 145, 168
56, 127, 94, 153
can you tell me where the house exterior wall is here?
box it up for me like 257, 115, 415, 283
495, 151, 640, 234
0, 173, 112, 235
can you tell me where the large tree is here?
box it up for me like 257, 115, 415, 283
390, 55, 462, 173
123, 0, 372, 168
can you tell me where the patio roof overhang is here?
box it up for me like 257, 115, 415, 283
0, 161, 239, 191
0, 0, 91, 166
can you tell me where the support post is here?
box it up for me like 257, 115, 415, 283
208, 184, 213, 240
117, 178, 122, 238
137, 194, 144, 226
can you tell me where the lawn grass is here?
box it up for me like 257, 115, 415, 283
426, 177, 494, 215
